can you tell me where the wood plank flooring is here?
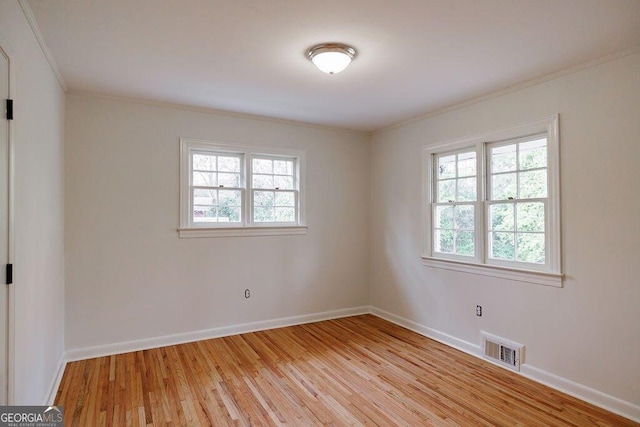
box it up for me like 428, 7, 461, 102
55, 315, 637, 426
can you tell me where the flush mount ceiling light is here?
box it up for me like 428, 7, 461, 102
306, 43, 357, 74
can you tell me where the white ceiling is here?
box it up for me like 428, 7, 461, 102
27, 0, 640, 132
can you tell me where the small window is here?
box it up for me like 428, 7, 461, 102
179, 139, 306, 238
191, 151, 243, 224
251, 156, 298, 224
423, 115, 562, 287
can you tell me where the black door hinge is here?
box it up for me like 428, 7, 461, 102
6, 99, 13, 120
6, 264, 12, 285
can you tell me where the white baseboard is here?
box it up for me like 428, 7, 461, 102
519, 365, 640, 423
370, 307, 640, 423
44, 355, 67, 406
370, 307, 480, 355
66, 306, 371, 362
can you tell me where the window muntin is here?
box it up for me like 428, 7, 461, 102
433, 150, 478, 258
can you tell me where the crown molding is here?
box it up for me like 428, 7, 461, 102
373, 44, 640, 135
66, 89, 371, 137
18, 0, 67, 92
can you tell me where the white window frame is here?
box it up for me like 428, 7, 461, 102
189, 149, 245, 228
249, 154, 300, 227
179, 138, 307, 238
422, 115, 563, 287
430, 147, 483, 264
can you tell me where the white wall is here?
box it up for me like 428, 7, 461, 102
370, 52, 640, 409
65, 94, 370, 350
0, 1, 66, 404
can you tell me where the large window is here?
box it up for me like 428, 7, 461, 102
487, 137, 547, 266
424, 116, 562, 287
179, 139, 306, 238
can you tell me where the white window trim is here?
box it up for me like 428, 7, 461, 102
422, 115, 563, 287
178, 138, 307, 238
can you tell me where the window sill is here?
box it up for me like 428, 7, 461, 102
178, 225, 308, 239
422, 257, 563, 288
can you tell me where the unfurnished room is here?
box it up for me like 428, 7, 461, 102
0, 0, 639, 425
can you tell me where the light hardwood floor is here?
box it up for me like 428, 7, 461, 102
55, 315, 637, 426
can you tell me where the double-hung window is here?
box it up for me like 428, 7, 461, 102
433, 150, 479, 258
191, 152, 243, 224
487, 136, 548, 266
251, 156, 297, 224
179, 139, 306, 238
424, 115, 562, 287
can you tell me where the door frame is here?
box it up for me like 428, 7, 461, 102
0, 36, 16, 406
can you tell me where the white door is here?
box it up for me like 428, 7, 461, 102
0, 46, 10, 405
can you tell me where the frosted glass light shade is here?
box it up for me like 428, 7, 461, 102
306, 43, 357, 74
311, 51, 352, 74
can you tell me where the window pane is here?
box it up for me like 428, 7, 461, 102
194, 189, 217, 206
274, 191, 295, 207
516, 202, 544, 232
519, 170, 547, 199
218, 206, 240, 222
435, 205, 454, 229
491, 144, 517, 173
193, 171, 217, 186
218, 156, 240, 172
218, 190, 241, 207
491, 173, 516, 200
254, 207, 274, 222
253, 174, 274, 189
457, 152, 476, 177
454, 205, 474, 230
517, 233, 545, 263
218, 172, 240, 188
254, 191, 274, 207
274, 175, 294, 190
455, 231, 474, 256
438, 155, 455, 179
519, 138, 547, 170
438, 180, 455, 202
490, 203, 514, 231
275, 207, 295, 222
253, 158, 273, 174
435, 229, 454, 253
491, 232, 515, 260
457, 177, 477, 201
193, 206, 217, 222
274, 160, 293, 175
193, 154, 216, 171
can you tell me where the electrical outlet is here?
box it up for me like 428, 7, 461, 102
476, 305, 482, 316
